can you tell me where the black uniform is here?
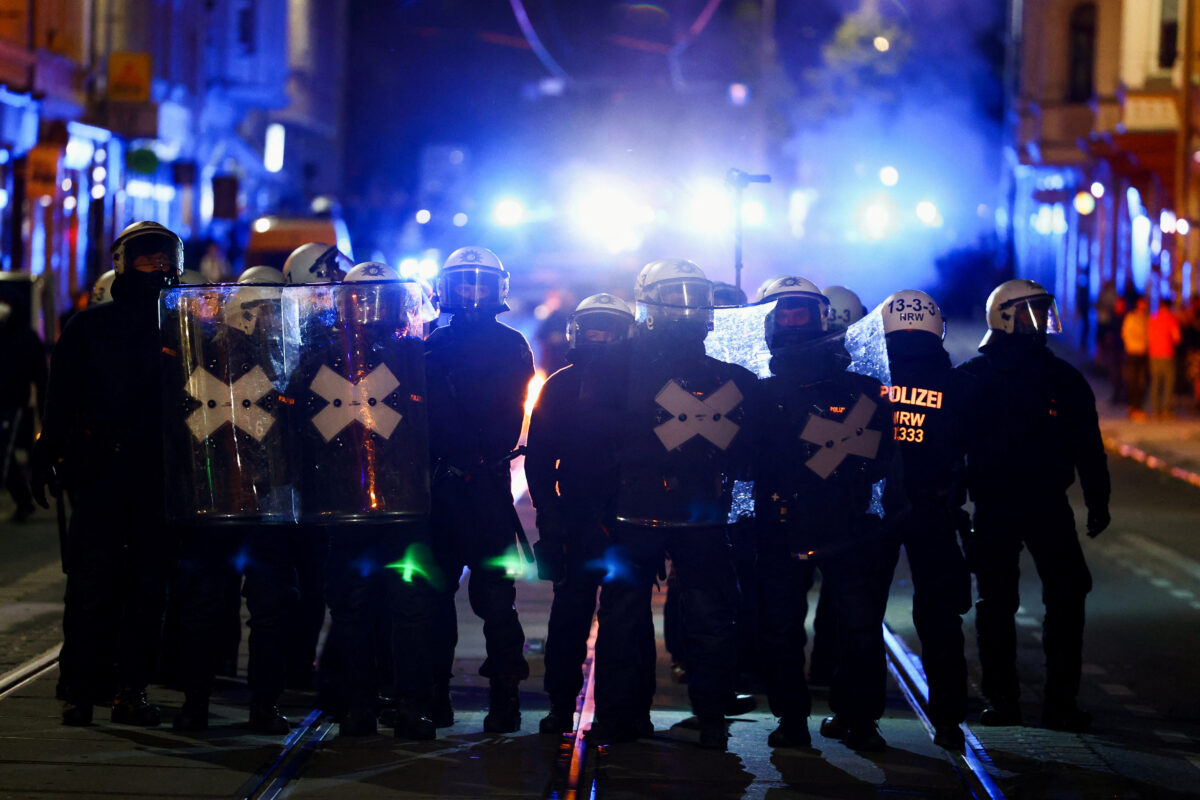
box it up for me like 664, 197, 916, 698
755, 345, 896, 738
956, 334, 1110, 717
425, 314, 534, 706
526, 351, 655, 718
879, 334, 971, 733
0, 302, 46, 517
164, 312, 298, 728
591, 333, 757, 736
37, 275, 177, 715
291, 307, 436, 732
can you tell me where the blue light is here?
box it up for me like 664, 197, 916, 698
492, 197, 526, 227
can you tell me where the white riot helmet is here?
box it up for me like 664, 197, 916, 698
110, 221, 184, 280
759, 276, 831, 351
226, 264, 285, 336
755, 275, 787, 302
437, 246, 510, 313
283, 242, 353, 284
982, 278, 1061, 347
239, 265, 285, 285
179, 268, 206, 285
342, 261, 432, 335
822, 285, 867, 331
91, 270, 116, 305
634, 258, 713, 332
567, 293, 634, 352
881, 290, 945, 338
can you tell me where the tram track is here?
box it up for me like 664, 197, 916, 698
0, 644, 61, 700
233, 708, 336, 800
882, 623, 1006, 800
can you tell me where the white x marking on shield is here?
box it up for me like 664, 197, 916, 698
309, 364, 402, 442
799, 395, 881, 479
185, 366, 275, 442
653, 379, 743, 451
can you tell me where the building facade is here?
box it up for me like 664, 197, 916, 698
0, 0, 346, 340
1006, 0, 1197, 348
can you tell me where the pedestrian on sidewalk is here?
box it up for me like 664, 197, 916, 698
1095, 282, 1124, 404
1121, 296, 1150, 420
1148, 295, 1181, 420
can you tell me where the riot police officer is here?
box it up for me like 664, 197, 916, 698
165, 265, 296, 734
878, 290, 971, 749
526, 293, 654, 735
589, 259, 758, 750
754, 276, 896, 751
956, 279, 1110, 732
805, 284, 868, 686
425, 246, 534, 733
281, 243, 353, 696
290, 261, 439, 738
34, 221, 185, 726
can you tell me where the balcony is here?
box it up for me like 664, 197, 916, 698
1118, 88, 1179, 133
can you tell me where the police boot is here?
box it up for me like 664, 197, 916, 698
61, 701, 93, 727
339, 706, 378, 737
1042, 704, 1091, 733
767, 717, 811, 748
539, 701, 576, 735
431, 684, 454, 728
697, 717, 729, 751
248, 703, 290, 735
818, 714, 849, 740
725, 692, 758, 716
843, 722, 887, 752
392, 700, 436, 741
173, 698, 210, 732
933, 724, 966, 750
111, 690, 162, 726
482, 679, 521, 733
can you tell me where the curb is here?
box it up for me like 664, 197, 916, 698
1101, 434, 1200, 488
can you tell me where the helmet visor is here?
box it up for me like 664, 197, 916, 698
647, 278, 714, 323
1009, 295, 1062, 336
773, 295, 829, 333
572, 310, 632, 346
440, 268, 503, 310
126, 234, 183, 274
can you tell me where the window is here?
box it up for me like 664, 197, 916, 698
1068, 3, 1096, 102
1160, 0, 1180, 69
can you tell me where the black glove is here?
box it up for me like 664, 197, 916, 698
533, 538, 566, 583
1086, 507, 1111, 538
30, 450, 61, 510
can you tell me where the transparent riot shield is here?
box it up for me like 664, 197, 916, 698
706, 300, 775, 378
160, 284, 296, 525
704, 301, 775, 521
282, 281, 432, 524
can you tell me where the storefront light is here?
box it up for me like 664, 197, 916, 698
91, 184, 106, 200
63, 196, 76, 212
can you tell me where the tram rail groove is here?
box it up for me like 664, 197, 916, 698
234, 708, 334, 800
882, 624, 1006, 800
0, 644, 61, 700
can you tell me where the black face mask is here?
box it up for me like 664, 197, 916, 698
111, 270, 176, 309
645, 319, 708, 347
